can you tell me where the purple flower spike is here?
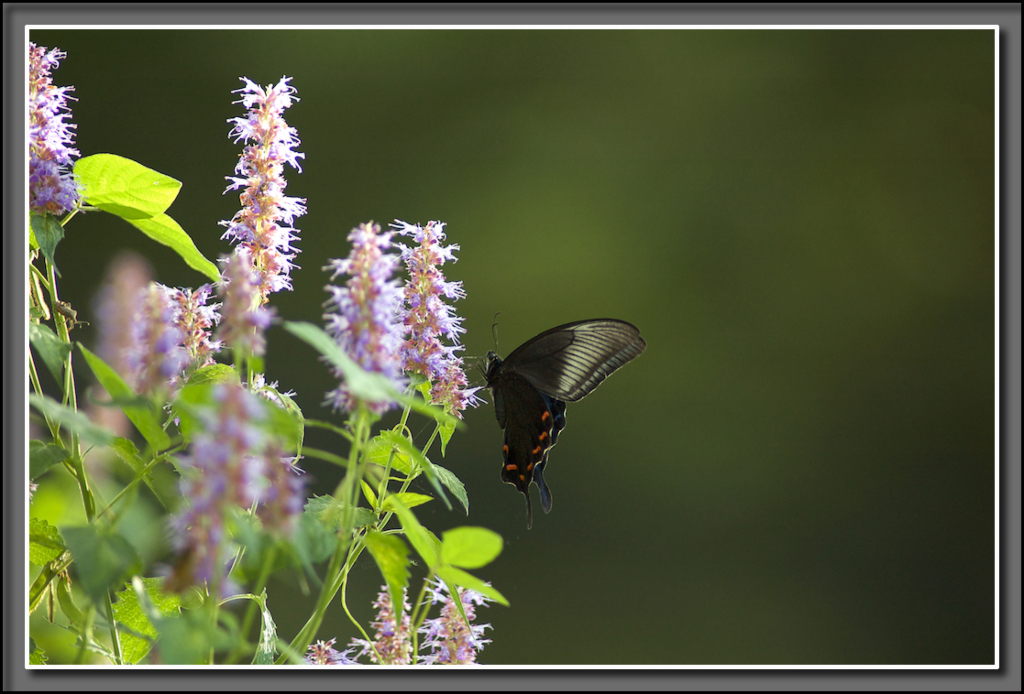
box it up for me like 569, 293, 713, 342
254, 443, 306, 538
160, 283, 223, 387
217, 249, 272, 357
305, 638, 358, 666
393, 220, 483, 417
349, 587, 413, 664
167, 382, 268, 595
124, 283, 187, 396
220, 76, 306, 305
419, 578, 494, 665
323, 222, 405, 414
28, 43, 80, 216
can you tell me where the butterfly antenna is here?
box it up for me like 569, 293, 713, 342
491, 312, 501, 351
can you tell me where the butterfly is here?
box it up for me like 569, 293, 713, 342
484, 319, 647, 528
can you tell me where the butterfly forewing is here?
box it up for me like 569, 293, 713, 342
508, 319, 647, 401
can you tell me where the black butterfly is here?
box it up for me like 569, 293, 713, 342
484, 319, 647, 528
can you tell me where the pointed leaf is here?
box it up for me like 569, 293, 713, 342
441, 527, 503, 570
62, 526, 142, 605
29, 440, 70, 480
433, 464, 469, 515
363, 531, 410, 624
385, 496, 437, 568
383, 492, 433, 510
76, 153, 181, 219
29, 322, 70, 383
30, 212, 64, 270
435, 566, 509, 606
29, 518, 65, 566
128, 214, 220, 282
113, 577, 181, 664
29, 393, 116, 447
79, 344, 170, 451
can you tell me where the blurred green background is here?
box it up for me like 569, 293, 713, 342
28, 28, 995, 665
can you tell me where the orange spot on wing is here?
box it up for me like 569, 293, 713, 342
527, 462, 534, 471
542, 410, 551, 421
532, 445, 542, 455
519, 474, 526, 482
506, 463, 517, 471
539, 431, 548, 441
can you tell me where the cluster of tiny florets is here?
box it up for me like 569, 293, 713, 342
418, 579, 494, 664
166, 383, 305, 594
304, 638, 358, 666
216, 249, 272, 357
349, 587, 414, 665
159, 283, 223, 387
28, 42, 80, 216
220, 76, 306, 305
124, 284, 187, 396
394, 220, 483, 418
323, 222, 405, 413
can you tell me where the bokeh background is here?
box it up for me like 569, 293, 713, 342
27, 28, 996, 665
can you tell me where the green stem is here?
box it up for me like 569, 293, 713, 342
94, 456, 164, 520
102, 591, 123, 665
278, 408, 370, 663
224, 543, 279, 665
45, 258, 95, 521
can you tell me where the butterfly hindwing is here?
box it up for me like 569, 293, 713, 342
493, 371, 565, 528
486, 319, 645, 528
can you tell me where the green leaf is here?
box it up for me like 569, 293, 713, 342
110, 437, 177, 511
76, 153, 181, 219
252, 590, 278, 665
29, 322, 70, 384
376, 430, 451, 510
29, 393, 116, 447
385, 496, 438, 568
29, 638, 48, 665
291, 510, 337, 568
384, 492, 433, 510
363, 531, 410, 624
438, 418, 456, 456
29, 440, 70, 480
365, 432, 414, 476
128, 214, 220, 282
433, 464, 469, 515
360, 480, 378, 508
30, 212, 64, 271
435, 565, 509, 606
78, 344, 170, 451
173, 380, 302, 453
62, 526, 142, 605
441, 527, 503, 569
261, 386, 305, 452
304, 495, 377, 530
29, 518, 65, 566
152, 609, 230, 664
283, 321, 398, 404
113, 578, 180, 664
184, 363, 240, 387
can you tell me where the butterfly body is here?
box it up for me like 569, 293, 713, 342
485, 319, 646, 528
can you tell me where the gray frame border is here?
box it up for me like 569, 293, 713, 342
5, 3, 1019, 691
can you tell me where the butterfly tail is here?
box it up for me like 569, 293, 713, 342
523, 489, 534, 530
535, 462, 553, 514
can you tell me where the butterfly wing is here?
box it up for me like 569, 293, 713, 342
487, 319, 645, 527
503, 319, 647, 402
491, 370, 566, 528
